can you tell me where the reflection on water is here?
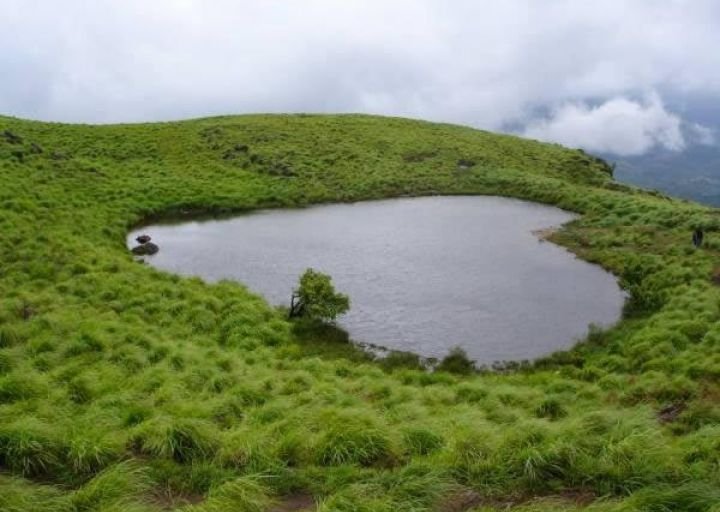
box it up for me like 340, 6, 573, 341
129, 196, 624, 363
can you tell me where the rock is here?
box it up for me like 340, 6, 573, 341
131, 242, 159, 256
136, 234, 152, 244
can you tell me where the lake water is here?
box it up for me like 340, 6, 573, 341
128, 196, 624, 364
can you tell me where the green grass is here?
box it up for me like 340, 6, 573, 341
1, 113, 720, 510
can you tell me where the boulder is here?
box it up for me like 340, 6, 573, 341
136, 234, 152, 244
131, 242, 159, 256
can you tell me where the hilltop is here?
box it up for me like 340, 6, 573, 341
1, 114, 720, 511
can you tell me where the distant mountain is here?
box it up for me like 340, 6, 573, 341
603, 144, 720, 207
606, 96, 720, 206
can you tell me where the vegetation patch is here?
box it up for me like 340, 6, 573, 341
1, 113, 720, 510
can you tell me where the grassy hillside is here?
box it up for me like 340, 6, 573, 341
1, 113, 720, 511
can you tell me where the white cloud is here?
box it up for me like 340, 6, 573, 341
522, 93, 686, 156
0, 0, 720, 157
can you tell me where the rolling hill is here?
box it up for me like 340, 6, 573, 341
1, 114, 720, 511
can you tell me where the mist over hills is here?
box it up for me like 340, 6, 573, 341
553, 95, 720, 206
613, 144, 720, 206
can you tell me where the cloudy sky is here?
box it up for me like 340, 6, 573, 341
2, 0, 720, 156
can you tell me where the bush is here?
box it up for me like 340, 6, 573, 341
380, 351, 425, 372
289, 269, 349, 322
436, 347, 476, 375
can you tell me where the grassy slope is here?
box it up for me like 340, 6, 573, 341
0, 113, 719, 511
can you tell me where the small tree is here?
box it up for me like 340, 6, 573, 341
289, 269, 350, 322
436, 346, 476, 375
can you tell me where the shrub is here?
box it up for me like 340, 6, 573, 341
436, 347, 476, 375
380, 351, 425, 372
289, 269, 349, 322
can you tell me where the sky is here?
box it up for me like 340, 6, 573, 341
2, 0, 720, 156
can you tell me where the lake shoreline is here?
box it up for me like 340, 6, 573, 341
130, 196, 625, 364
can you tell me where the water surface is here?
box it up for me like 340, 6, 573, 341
129, 197, 624, 363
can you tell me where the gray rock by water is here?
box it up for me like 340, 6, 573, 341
131, 242, 159, 255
